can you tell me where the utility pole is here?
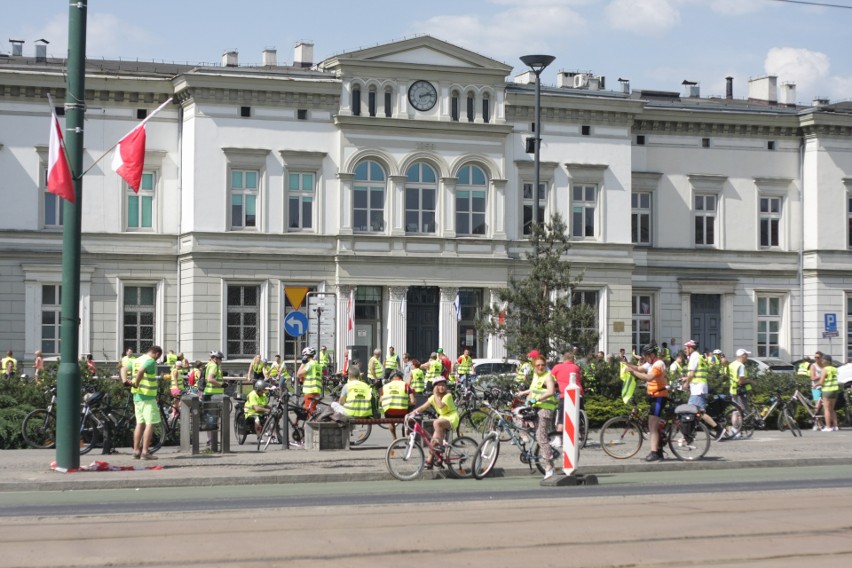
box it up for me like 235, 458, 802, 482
55, 0, 88, 470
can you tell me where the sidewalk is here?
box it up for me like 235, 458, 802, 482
1, 429, 850, 492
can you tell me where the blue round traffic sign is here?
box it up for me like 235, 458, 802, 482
284, 311, 308, 337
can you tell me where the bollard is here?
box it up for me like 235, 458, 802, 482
180, 395, 200, 454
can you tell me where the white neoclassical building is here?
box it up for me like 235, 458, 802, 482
1, 35, 851, 369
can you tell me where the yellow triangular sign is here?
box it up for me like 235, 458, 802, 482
285, 287, 309, 310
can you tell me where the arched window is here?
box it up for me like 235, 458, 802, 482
482, 93, 490, 124
384, 87, 393, 117
466, 92, 475, 122
352, 85, 361, 116
451, 90, 460, 122
353, 160, 386, 232
368, 86, 377, 117
405, 162, 437, 234
456, 164, 487, 236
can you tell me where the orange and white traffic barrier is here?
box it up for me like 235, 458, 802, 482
562, 381, 581, 476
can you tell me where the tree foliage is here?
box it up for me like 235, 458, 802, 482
477, 213, 599, 360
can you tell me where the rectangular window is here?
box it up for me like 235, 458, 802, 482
522, 182, 546, 236
368, 90, 377, 117
571, 184, 597, 238
631, 192, 652, 245
636, 135, 646, 145
404, 187, 436, 234
230, 169, 259, 230
759, 196, 782, 248
41, 284, 62, 355
451, 95, 459, 122
43, 165, 63, 228
126, 172, 155, 230
123, 286, 155, 354
482, 98, 490, 124
354, 187, 385, 232
384, 91, 392, 117
227, 285, 259, 358
288, 172, 314, 230
632, 294, 653, 353
572, 290, 599, 337
466, 95, 474, 122
756, 295, 781, 357
694, 194, 716, 246
456, 189, 486, 236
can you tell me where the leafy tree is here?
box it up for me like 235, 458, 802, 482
478, 213, 599, 360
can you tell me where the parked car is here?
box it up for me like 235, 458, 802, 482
746, 357, 795, 377
471, 358, 519, 381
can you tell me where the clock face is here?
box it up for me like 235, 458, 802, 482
408, 80, 438, 111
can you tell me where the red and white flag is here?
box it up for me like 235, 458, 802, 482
47, 108, 75, 203
111, 124, 146, 192
497, 301, 508, 326
347, 288, 355, 331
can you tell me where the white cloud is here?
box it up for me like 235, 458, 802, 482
764, 47, 830, 98
605, 0, 681, 35
85, 13, 157, 59
708, 0, 765, 16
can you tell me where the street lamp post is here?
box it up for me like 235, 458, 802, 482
520, 54, 555, 249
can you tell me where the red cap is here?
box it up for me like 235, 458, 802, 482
528, 350, 541, 359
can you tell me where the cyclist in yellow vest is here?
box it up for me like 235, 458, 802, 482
2, 351, 18, 379
331, 367, 373, 418
119, 347, 136, 386
517, 356, 557, 479
297, 346, 322, 416
727, 348, 752, 437
265, 354, 290, 387
165, 349, 177, 369
319, 346, 332, 377
407, 376, 459, 468
515, 355, 532, 388
367, 348, 383, 385
797, 357, 812, 381
383, 346, 401, 382
131, 345, 163, 460
682, 339, 725, 440
245, 380, 272, 437
424, 352, 443, 391
409, 358, 426, 403
618, 360, 636, 404
814, 354, 840, 431
381, 370, 415, 438
455, 349, 474, 386
204, 351, 225, 397
247, 354, 266, 382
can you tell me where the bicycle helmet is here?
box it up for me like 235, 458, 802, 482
641, 344, 657, 356
253, 380, 268, 391
210, 350, 224, 359
302, 347, 316, 358
388, 370, 404, 381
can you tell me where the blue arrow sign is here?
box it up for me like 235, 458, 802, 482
284, 311, 308, 337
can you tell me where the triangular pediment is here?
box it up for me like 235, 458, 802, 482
320, 35, 512, 76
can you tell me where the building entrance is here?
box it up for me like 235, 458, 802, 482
406, 286, 439, 363
690, 294, 721, 352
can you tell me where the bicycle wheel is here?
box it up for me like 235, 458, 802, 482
578, 410, 589, 449
531, 440, 551, 474
778, 409, 801, 437
668, 420, 710, 461
262, 418, 281, 451
257, 412, 278, 452
21, 409, 56, 449
456, 409, 489, 439
599, 416, 643, 459
147, 420, 166, 453
473, 433, 501, 480
234, 411, 248, 445
485, 411, 513, 442
350, 423, 372, 446
385, 437, 424, 481
724, 408, 755, 439
446, 435, 477, 479
79, 413, 99, 455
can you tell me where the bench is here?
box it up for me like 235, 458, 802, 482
349, 417, 405, 425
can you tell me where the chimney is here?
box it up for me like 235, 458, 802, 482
812, 97, 829, 107
514, 70, 536, 85
725, 76, 733, 100
262, 48, 277, 66
780, 82, 797, 107
682, 80, 699, 98
748, 75, 778, 104
222, 50, 238, 67
618, 78, 630, 94
556, 71, 577, 88
35, 39, 48, 63
293, 41, 313, 68
9, 39, 24, 56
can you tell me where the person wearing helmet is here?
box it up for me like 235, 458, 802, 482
381, 370, 415, 439
407, 376, 459, 468
245, 380, 272, 437
682, 339, 725, 441
297, 347, 322, 416
626, 344, 669, 462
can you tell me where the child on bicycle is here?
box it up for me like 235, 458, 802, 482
407, 376, 458, 468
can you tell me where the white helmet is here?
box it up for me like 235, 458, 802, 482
210, 350, 224, 359
302, 347, 316, 357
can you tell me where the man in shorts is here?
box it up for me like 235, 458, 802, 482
550, 350, 583, 448
626, 345, 669, 461
132, 345, 164, 460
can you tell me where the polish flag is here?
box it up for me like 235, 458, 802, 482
47, 109, 75, 203
497, 301, 508, 325
347, 288, 355, 331
111, 124, 146, 192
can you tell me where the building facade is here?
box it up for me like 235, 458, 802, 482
1, 36, 851, 369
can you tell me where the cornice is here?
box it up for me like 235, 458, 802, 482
633, 118, 801, 138
506, 103, 636, 127
333, 114, 513, 137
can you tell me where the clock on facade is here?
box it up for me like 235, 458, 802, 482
408, 80, 438, 111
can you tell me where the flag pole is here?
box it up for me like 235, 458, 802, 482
80, 97, 172, 177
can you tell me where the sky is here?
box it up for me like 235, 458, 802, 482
3, 0, 851, 105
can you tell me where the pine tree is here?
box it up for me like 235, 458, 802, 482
478, 213, 599, 360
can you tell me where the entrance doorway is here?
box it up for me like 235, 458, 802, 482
690, 294, 721, 352
406, 286, 439, 363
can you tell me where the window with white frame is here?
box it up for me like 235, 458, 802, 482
354, 160, 386, 232
227, 285, 259, 358
571, 184, 597, 239
230, 169, 259, 230
405, 163, 437, 234
522, 182, 546, 236
571, 290, 599, 336
756, 295, 781, 357
694, 194, 716, 246
759, 196, 782, 248
288, 172, 314, 230
632, 293, 653, 352
123, 285, 155, 354
42, 162, 65, 229
631, 192, 652, 245
41, 284, 62, 355
126, 172, 155, 231
456, 164, 487, 236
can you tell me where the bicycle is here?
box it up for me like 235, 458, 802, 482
783, 387, 826, 432
21, 386, 58, 449
256, 388, 310, 451
385, 414, 478, 481
472, 401, 556, 479
726, 389, 802, 438
599, 398, 711, 461
454, 382, 491, 439
88, 388, 166, 454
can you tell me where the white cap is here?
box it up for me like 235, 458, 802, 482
735, 348, 751, 357
175, 360, 183, 368
712, 349, 722, 355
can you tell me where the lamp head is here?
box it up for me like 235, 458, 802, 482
520, 54, 556, 74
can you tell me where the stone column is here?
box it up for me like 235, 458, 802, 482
439, 286, 459, 358
491, 178, 507, 241
441, 176, 457, 239
336, 285, 354, 369
487, 288, 507, 359
388, 175, 407, 236
337, 172, 354, 235
387, 286, 408, 355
